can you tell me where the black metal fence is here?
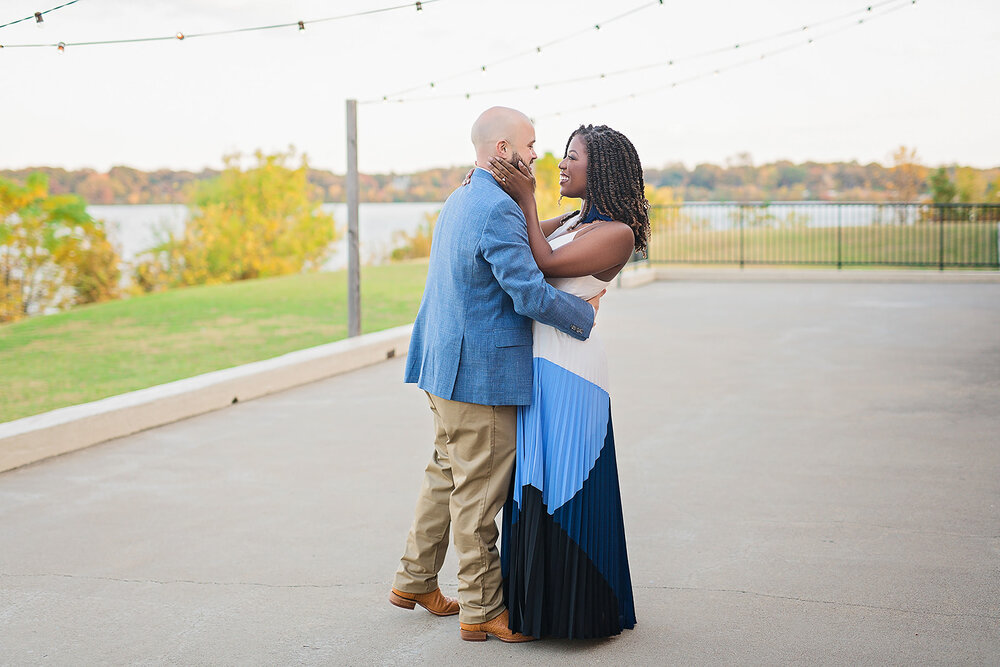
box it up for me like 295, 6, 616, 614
646, 203, 1000, 269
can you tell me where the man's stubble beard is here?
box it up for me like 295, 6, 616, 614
510, 152, 533, 171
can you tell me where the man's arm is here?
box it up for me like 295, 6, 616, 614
480, 200, 595, 341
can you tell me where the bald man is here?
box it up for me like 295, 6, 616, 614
389, 107, 600, 642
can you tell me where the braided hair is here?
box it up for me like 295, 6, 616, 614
565, 124, 650, 256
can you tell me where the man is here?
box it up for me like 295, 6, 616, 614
389, 107, 602, 642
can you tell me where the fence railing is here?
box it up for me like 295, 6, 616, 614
646, 202, 1000, 269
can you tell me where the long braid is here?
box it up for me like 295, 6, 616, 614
565, 124, 650, 256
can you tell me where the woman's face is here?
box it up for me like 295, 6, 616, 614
557, 134, 588, 199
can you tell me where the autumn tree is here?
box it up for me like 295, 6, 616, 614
134, 150, 338, 290
391, 211, 437, 261
955, 167, 987, 203
533, 152, 578, 220
929, 168, 957, 204
987, 178, 1000, 204
887, 146, 926, 203
644, 184, 682, 233
0, 173, 120, 323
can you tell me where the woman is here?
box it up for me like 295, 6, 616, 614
489, 124, 649, 639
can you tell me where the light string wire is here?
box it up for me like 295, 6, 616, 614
372, 0, 912, 106
367, 0, 665, 103
0, 0, 81, 31
0, 0, 438, 49
538, 0, 919, 120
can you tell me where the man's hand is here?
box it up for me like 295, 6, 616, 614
587, 289, 606, 319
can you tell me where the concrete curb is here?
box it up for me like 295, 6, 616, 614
0, 324, 412, 473
615, 265, 658, 289
650, 266, 1000, 283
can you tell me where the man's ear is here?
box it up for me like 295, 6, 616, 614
496, 140, 508, 158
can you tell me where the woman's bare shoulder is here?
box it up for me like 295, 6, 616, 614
574, 220, 633, 243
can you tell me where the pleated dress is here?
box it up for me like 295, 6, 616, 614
501, 214, 637, 639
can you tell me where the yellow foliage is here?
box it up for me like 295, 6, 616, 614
391, 211, 437, 261
645, 184, 682, 233
988, 178, 1000, 204
645, 185, 681, 207
0, 173, 120, 322
955, 167, 987, 203
533, 153, 578, 220
134, 149, 338, 291
887, 146, 927, 202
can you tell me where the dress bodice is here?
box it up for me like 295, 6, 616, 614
543, 217, 612, 300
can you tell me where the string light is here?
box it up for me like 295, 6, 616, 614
369, 0, 905, 105
0, 0, 80, 31
373, 0, 663, 102
57, 41, 64, 52
0, 0, 438, 49
370, 0, 911, 106
535, 0, 918, 120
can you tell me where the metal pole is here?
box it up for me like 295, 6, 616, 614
739, 204, 745, 269
938, 203, 944, 272
346, 99, 361, 337
837, 204, 843, 270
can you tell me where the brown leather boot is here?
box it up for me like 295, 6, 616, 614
459, 609, 536, 642
389, 587, 460, 617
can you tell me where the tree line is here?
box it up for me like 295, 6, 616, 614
4, 148, 997, 205
2, 151, 336, 323
4, 146, 998, 324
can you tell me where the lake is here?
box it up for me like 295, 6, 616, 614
88, 202, 445, 270
89, 200, 945, 272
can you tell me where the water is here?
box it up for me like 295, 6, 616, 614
660, 202, 928, 231
89, 201, 935, 269
89, 202, 444, 270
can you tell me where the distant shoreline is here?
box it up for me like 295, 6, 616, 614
7, 160, 998, 206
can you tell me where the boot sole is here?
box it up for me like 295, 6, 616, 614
388, 591, 416, 610
389, 590, 459, 617
459, 628, 536, 643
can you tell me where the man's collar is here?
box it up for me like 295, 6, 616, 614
472, 166, 497, 186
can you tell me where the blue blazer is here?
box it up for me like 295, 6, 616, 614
404, 169, 595, 406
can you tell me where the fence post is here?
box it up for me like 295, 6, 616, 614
739, 204, 745, 269
937, 204, 944, 272
346, 99, 361, 337
837, 205, 843, 270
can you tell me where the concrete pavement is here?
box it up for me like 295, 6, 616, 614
1, 280, 998, 664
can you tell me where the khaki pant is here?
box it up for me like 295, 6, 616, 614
393, 392, 516, 624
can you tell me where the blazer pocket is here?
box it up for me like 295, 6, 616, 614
493, 328, 532, 348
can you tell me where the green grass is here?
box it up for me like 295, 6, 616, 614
649, 223, 999, 267
0, 262, 429, 423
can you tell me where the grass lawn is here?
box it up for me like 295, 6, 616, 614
0, 261, 429, 423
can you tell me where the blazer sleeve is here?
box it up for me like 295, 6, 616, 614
480, 199, 595, 341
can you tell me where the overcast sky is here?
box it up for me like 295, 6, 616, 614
1, 0, 997, 174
